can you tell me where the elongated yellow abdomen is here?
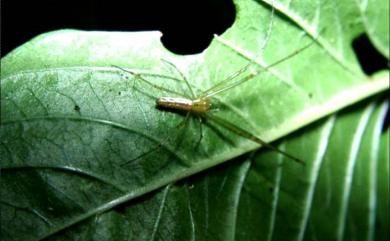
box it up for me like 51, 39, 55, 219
156, 97, 211, 115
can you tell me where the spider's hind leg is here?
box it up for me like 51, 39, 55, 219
194, 116, 204, 149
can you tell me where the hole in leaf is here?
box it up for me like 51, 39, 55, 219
159, 0, 236, 54
352, 33, 388, 75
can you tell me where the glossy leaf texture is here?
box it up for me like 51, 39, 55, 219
1, 0, 389, 240
37, 96, 387, 241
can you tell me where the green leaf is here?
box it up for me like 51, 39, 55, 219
358, 0, 390, 58
1, 0, 389, 240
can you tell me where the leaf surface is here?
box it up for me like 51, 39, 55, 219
1, 0, 388, 240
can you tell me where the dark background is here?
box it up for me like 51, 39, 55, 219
1, 0, 235, 56
1, 0, 387, 74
